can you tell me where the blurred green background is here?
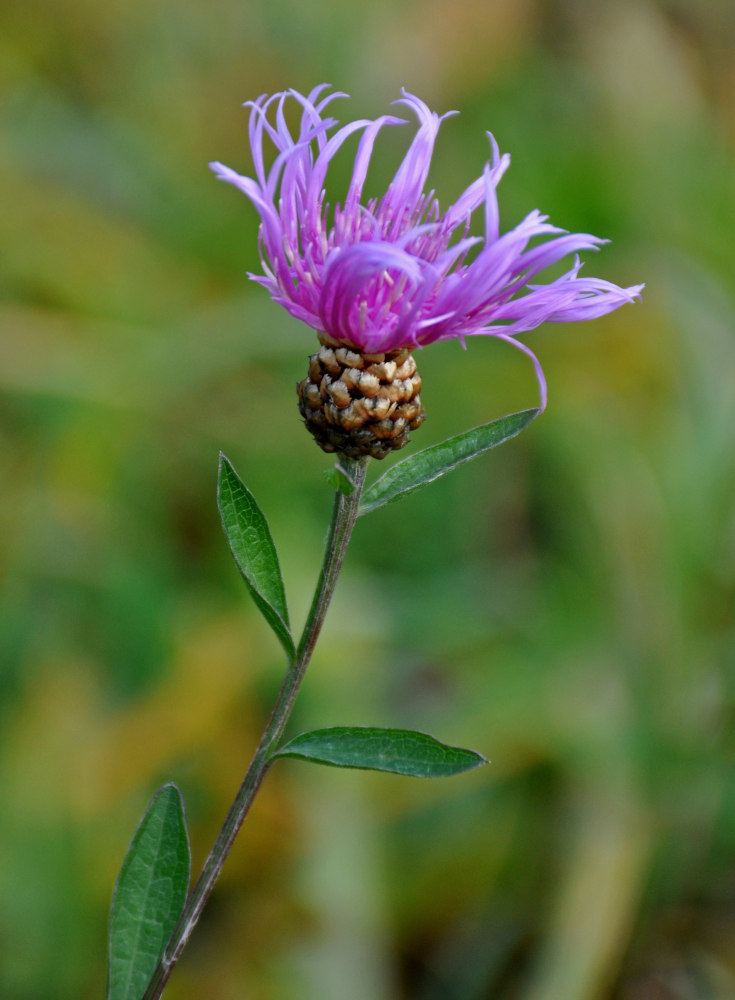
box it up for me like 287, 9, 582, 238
2, 0, 734, 997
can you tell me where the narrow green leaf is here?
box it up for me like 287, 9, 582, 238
107, 784, 190, 1000
272, 726, 487, 777
218, 454, 295, 660
323, 463, 356, 495
359, 408, 539, 516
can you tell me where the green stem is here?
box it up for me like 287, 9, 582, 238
141, 456, 368, 1000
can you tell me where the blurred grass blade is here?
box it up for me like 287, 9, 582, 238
272, 726, 487, 777
218, 454, 295, 660
107, 784, 190, 1000
359, 409, 539, 516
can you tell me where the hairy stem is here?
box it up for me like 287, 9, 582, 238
141, 456, 368, 1000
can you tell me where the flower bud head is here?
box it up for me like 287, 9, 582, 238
297, 335, 425, 459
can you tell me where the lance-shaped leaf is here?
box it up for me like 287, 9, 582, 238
107, 784, 190, 1000
218, 454, 295, 660
359, 408, 539, 516
272, 726, 487, 778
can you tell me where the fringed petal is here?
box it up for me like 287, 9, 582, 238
212, 87, 642, 373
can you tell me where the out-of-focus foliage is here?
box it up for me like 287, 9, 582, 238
1, 0, 734, 998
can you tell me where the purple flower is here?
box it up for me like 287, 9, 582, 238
211, 86, 642, 410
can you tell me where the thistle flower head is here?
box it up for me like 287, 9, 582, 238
211, 86, 642, 453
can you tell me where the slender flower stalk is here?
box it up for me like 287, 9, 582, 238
141, 458, 368, 1000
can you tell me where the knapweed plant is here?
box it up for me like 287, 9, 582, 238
106, 87, 642, 1000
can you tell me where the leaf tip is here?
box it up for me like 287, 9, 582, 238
324, 462, 357, 495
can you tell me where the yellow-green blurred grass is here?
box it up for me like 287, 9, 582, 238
2, 0, 735, 998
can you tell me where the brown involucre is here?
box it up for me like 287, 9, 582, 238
297, 335, 426, 459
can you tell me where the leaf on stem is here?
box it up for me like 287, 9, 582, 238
359, 409, 539, 516
107, 784, 190, 1000
323, 463, 357, 495
272, 726, 487, 777
218, 454, 295, 660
